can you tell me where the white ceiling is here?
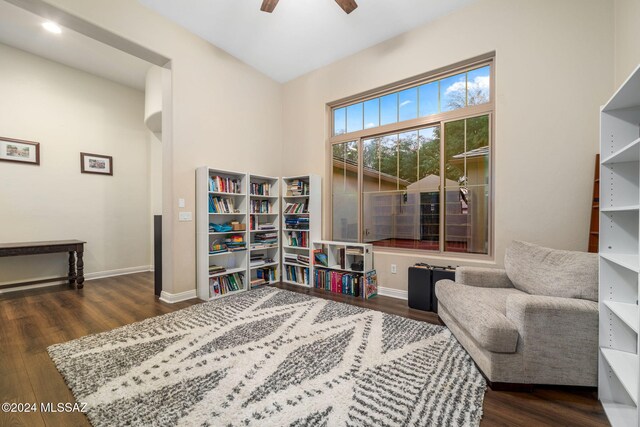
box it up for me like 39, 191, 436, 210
0, 1, 151, 90
138, 0, 477, 83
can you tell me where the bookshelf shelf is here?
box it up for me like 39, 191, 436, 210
281, 175, 320, 287
311, 241, 376, 299
598, 65, 640, 427
604, 301, 639, 333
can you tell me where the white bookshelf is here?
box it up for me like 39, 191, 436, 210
281, 175, 321, 286
248, 174, 281, 288
311, 240, 377, 299
196, 167, 248, 301
599, 64, 640, 427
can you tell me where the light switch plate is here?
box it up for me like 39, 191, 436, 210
178, 198, 185, 208
178, 211, 192, 221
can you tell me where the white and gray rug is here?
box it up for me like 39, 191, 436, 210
48, 287, 486, 426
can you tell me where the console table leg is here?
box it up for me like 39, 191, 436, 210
76, 250, 85, 289
68, 251, 77, 286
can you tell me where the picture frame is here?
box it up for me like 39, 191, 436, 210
80, 152, 113, 176
0, 137, 40, 165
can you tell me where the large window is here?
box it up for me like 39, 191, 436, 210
330, 58, 493, 255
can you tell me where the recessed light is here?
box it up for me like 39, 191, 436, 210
42, 21, 62, 34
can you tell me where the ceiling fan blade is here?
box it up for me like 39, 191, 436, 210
335, 0, 358, 14
260, 0, 279, 13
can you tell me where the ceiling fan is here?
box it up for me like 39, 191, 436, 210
260, 0, 358, 14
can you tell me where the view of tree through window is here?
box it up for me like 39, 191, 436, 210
330, 61, 492, 255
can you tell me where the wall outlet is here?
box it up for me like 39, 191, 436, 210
178, 198, 185, 208
391, 264, 397, 274
178, 211, 192, 221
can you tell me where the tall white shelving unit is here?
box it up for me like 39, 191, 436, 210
248, 174, 281, 287
281, 175, 321, 287
599, 65, 640, 427
196, 167, 248, 301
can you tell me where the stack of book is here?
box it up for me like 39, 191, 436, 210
283, 201, 309, 214
250, 182, 270, 196
284, 217, 309, 230
209, 176, 241, 194
287, 180, 309, 196
224, 234, 246, 251
297, 254, 309, 266
209, 241, 227, 254
284, 253, 299, 264
209, 195, 236, 213
253, 232, 277, 248
208, 264, 226, 276
250, 253, 266, 267
286, 231, 307, 247
251, 277, 267, 288
257, 224, 276, 230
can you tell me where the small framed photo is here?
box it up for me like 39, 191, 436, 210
0, 137, 40, 165
80, 152, 113, 176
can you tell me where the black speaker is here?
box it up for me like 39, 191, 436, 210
408, 265, 455, 312
408, 266, 432, 311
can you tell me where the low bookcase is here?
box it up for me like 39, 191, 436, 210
312, 240, 377, 299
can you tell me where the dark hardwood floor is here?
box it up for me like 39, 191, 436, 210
0, 272, 608, 427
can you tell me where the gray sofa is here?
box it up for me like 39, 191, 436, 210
435, 240, 598, 386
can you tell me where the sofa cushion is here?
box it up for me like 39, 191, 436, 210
436, 280, 523, 353
504, 241, 598, 301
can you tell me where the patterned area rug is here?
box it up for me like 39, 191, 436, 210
48, 287, 486, 426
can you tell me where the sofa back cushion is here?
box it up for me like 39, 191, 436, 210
504, 241, 598, 301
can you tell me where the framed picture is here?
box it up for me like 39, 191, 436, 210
80, 152, 113, 176
0, 137, 40, 165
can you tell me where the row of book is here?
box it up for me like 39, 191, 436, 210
209, 175, 241, 194
209, 195, 237, 214
284, 201, 309, 214
286, 231, 308, 247
286, 179, 309, 196
250, 182, 271, 196
209, 272, 244, 297
285, 265, 309, 285
284, 217, 309, 230
314, 269, 378, 299
251, 267, 277, 288
250, 199, 272, 214
314, 269, 361, 296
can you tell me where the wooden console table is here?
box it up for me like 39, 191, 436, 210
0, 240, 86, 290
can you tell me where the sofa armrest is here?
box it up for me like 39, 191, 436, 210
505, 294, 599, 385
455, 266, 513, 288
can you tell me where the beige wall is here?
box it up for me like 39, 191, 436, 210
0, 43, 150, 286
282, 0, 615, 291
614, 0, 640, 86
38, 0, 284, 295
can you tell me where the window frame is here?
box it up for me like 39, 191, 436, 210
326, 53, 495, 259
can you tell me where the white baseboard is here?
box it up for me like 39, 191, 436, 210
0, 265, 152, 294
159, 289, 197, 304
378, 286, 408, 300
